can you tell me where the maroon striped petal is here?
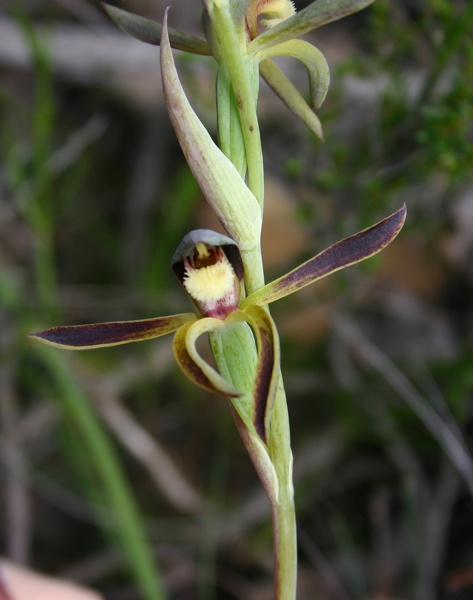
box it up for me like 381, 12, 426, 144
103, 4, 212, 55
242, 204, 407, 308
29, 314, 197, 349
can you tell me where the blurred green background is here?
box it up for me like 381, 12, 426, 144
1, 1, 473, 599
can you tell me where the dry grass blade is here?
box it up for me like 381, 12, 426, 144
79, 368, 206, 514
334, 315, 473, 498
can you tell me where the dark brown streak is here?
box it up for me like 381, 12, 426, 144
174, 339, 241, 398
276, 204, 406, 294
174, 342, 212, 391
30, 317, 183, 347
252, 323, 275, 444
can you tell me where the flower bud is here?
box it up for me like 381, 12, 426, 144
172, 230, 244, 319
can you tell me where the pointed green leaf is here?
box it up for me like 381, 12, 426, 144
160, 10, 263, 247
102, 4, 212, 55
173, 318, 242, 397
243, 305, 280, 444
242, 204, 407, 308
249, 0, 376, 53
259, 58, 324, 139
256, 40, 330, 109
29, 314, 196, 350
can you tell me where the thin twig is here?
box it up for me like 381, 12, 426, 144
298, 527, 351, 600
78, 365, 207, 514
334, 315, 473, 498
419, 456, 462, 600
49, 113, 109, 175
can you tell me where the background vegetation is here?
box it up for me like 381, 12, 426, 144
1, 1, 473, 598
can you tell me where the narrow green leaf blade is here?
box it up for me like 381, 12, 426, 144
102, 3, 212, 55
29, 314, 196, 349
242, 204, 407, 308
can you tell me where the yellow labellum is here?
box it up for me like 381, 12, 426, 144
184, 260, 236, 303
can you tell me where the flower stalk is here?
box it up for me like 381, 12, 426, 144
30, 1, 403, 599
203, 0, 264, 203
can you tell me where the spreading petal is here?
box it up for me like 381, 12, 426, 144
173, 318, 243, 397
160, 9, 263, 247
249, 0, 376, 53
243, 305, 280, 444
29, 314, 197, 350
102, 4, 212, 55
242, 204, 407, 308
255, 39, 330, 109
259, 58, 324, 139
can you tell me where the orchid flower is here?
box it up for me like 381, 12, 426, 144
31, 4, 405, 597
30, 206, 406, 446
103, 0, 376, 194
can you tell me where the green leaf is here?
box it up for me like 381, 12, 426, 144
160, 9, 263, 247
259, 58, 324, 139
255, 39, 330, 109
249, 0, 376, 53
243, 305, 280, 444
242, 204, 407, 308
102, 4, 212, 55
173, 318, 243, 397
29, 314, 196, 349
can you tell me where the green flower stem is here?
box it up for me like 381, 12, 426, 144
206, 0, 264, 204
210, 324, 297, 600
269, 383, 297, 600
205, 3, 296, 595
216, 64, 247, 179
240, 244, 266, 297
209, 323, 258, 428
